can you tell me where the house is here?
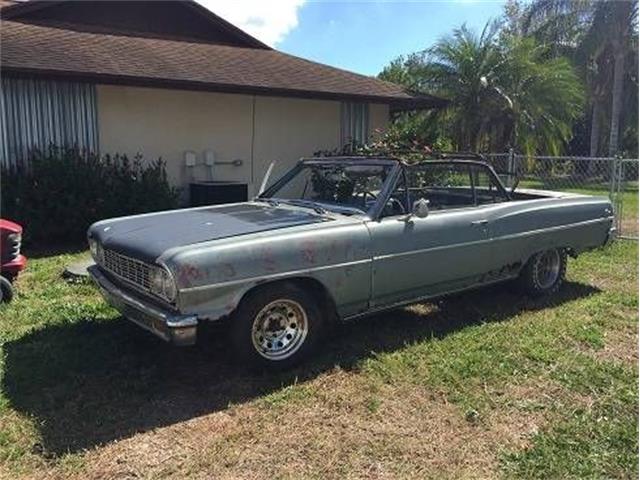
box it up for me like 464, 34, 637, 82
0, 0, 444, 202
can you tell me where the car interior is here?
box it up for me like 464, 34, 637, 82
265, 160, 509, 217
382, 163, 509, 217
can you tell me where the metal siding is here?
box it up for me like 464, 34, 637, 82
340, 101, 370, 147
0, 77, 98, 168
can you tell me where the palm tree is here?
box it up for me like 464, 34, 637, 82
495, 36, 584, 155
381, 21, 584, 155
421, 22, 504, 151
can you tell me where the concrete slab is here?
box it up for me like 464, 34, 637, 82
63, 257, 95, 282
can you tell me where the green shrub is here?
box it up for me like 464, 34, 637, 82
1, 146, 180, 245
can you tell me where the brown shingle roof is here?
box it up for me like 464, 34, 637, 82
0, 18, 445, 109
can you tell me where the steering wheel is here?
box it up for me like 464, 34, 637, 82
380, 197, 406, 216
387, 197, 406, 215
355, 190, 378, 209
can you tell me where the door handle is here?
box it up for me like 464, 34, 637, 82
471, 219, 489, 226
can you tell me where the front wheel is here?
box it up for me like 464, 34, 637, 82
518, 248, 567, 297
230, 282, 325, 370
0, 276, 14, 303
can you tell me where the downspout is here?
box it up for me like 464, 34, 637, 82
250, 94, 256, 189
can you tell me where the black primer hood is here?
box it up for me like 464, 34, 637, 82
89, 203, 330, 263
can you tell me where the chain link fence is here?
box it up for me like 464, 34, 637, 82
485, 152, 639, 239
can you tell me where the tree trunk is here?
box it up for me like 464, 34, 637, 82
608, 50, 625, 157
587, 99, 601, 177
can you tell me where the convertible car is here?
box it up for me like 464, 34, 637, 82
88, 156, 615, 369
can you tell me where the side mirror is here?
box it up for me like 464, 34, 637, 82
411, 198, 430, 219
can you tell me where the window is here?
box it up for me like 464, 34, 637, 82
341, 102, 369, 146
470, 166, 508, 205
263, 162, 394, 215
382, 163, 509, 218
404, 163, 475, 211
380, 169, 408, 217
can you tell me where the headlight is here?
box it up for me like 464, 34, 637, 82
88, 238, 103, 263
150, 266, 177, 302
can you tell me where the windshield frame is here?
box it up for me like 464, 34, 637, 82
258, 158, 403, 218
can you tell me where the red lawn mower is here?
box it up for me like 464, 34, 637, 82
0, 219, 27, 303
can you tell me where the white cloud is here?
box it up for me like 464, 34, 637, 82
196, 0, 306, 46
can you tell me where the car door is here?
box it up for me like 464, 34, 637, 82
365, 162, 496, 308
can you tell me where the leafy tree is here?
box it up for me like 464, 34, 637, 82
523, 0, 639, 156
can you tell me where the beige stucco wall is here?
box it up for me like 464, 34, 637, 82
252, 96, 341, 187
97, 85, 254, 192
97, 85, 390, 199
369, 103, 390, 140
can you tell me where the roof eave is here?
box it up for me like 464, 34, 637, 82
0, 0, 271, 50
2, 67, 447, 108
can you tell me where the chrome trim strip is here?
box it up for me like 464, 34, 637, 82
345, 274, 518, 321
374, 237, 489, 261
499, 216, 613, 241
180, 258, 372, 293
372, 217, 612, 261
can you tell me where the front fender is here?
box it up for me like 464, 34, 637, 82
163, 221, 372, 320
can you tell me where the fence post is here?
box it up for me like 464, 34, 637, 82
507, 148, 515, 188
608, 157, 624, 238
609, 156, 617, 199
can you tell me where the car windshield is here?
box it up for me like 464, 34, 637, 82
261, 162, 394, 215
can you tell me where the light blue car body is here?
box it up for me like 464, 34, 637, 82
88, 158, 615, 345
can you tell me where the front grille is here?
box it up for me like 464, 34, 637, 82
1, 234, 20, 263
101, 249, 152, 292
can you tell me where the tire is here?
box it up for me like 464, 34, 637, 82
0, 275, 14, 303
230, 282, 325, 370
518, 248, 567, 297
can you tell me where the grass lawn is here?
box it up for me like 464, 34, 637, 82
0, 240, 637, 479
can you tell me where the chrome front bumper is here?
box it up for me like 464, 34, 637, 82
88, 265, 198, 346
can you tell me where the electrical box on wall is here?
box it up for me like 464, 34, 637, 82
184, 151, 197, 167
204, 150, 216, 166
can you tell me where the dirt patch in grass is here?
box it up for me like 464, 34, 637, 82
621, 217, 638, 237
37, 372, 593, 480
594, 326, 639, 366
71, 371, 496, 479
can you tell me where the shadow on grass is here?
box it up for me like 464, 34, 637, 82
23, 242, 87, 259
2, 281, 599, 456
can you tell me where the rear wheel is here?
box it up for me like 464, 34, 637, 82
230, 282, 325, 370
518, 248, 567, 297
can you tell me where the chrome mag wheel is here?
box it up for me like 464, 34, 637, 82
533, 249, 561, 289
251, 299, 309, 361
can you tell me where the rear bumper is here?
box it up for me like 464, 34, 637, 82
88, 265, 198, 346
2, 254, 27, 276
604, 226, 617, 246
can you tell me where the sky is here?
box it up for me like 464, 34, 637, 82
197, 1, 506, 76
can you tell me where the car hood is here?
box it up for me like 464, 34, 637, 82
90, 203, 331, 263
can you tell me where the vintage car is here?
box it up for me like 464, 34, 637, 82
87, 156, 616, 369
